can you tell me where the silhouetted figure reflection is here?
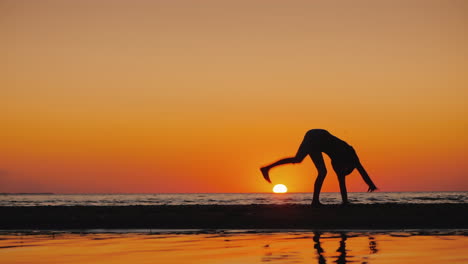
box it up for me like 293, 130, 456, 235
335, 233, 348, 264
362, 235, 379, 264
313, 232, 350, 264
313, 232, 326, 264
368, 236, 378, 254
261, 129, 377, 206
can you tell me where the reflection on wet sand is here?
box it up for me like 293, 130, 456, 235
312, 232, 378, 264
368, 236, 378, 254
0, 231, 466, 264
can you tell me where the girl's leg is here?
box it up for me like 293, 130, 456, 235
260, 135, 310, 183
337, 174, 349, 205
310, 152, 327, 206
332, 160, 353, 205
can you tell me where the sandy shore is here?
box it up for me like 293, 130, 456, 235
0, 203, 466, 229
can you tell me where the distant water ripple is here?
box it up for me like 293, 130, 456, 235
0, 192, 466, 206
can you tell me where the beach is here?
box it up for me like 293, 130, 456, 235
1, 203, 466, 230
1, 230, 466, 264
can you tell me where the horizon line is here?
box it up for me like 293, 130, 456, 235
1, 191, 466, 195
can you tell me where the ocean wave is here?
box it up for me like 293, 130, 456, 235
0, 192, 466, 206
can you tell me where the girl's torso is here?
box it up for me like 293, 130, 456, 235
305, 129, 354, 160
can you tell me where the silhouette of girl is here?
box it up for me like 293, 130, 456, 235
260, 129, 377, 206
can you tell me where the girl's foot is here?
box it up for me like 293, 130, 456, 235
311, 202, 323, 207
260, 167, 271, 183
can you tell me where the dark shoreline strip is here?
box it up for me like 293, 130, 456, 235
0, 204, 466, 230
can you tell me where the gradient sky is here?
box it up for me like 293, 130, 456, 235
2, 0, 467, 193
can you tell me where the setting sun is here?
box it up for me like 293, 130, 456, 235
273, 184, 288, 194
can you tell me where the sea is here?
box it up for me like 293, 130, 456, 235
0, 192, 466, 206
1, 192, 467, 263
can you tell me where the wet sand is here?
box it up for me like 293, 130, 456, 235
0, 203, 466, 229
1, 231, 467, 264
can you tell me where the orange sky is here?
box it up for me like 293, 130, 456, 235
2, 0, 468, 193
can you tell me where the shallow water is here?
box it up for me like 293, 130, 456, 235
0, 192, 466, 206
0, 230, 467, 264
